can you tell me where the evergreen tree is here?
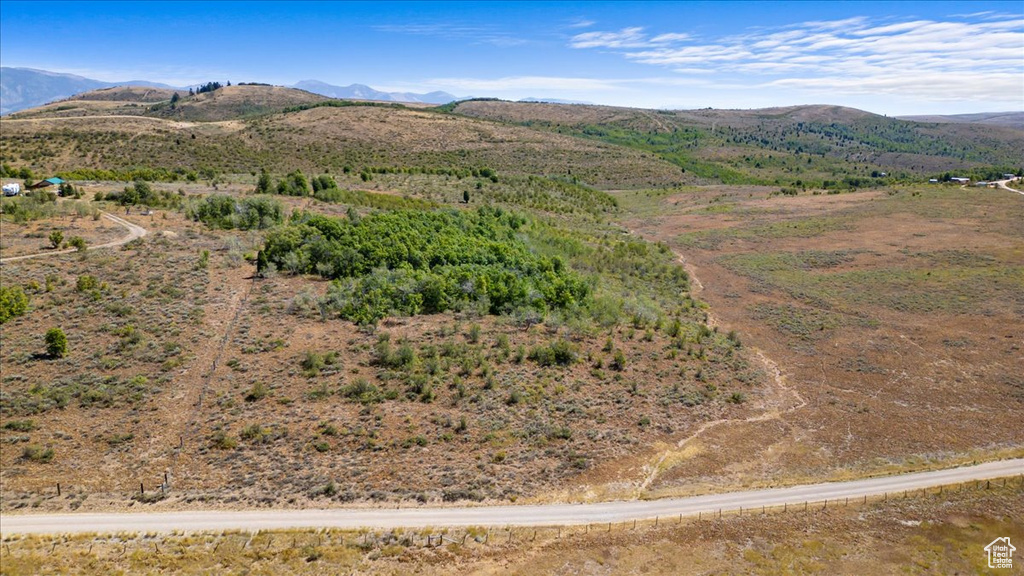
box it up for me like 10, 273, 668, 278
45, 328, 68, 358
256, 250, 268, 278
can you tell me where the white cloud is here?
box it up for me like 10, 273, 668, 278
571, 27, 649, 49
422, 76, 625, 92
568, 19, 596, 29
374, 22, 529, 47
570, 15, 1024, 105
571, 27, 691, 49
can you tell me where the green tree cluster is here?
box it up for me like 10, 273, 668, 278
265, 207, 589, 324
276, 170, 310, 196
310, 174, 336, 192
100, 179, 182, 208
185, 194, 285, 230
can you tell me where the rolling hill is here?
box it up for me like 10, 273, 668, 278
452, 100, 1024, 180
0, 67, 177, 115
0, 85, 687, 189
1, 86, 1021, 190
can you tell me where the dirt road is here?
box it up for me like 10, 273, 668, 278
3, 458, 1021, 535
0, 212, 147, 264
994, 177, 1023, 195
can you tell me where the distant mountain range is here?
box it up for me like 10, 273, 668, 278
0, 67, 177, 115
291, 80, 457, 104
518, 97, 594, 105
897, 111, 1024, 130
0, 68, 461, 115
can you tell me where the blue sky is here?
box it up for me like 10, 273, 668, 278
1, 1, 1022, 115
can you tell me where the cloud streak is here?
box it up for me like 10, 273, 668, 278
570, 15, 1024, 104
374, 22, 529, 47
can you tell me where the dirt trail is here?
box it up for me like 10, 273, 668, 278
0, 212, 147, 264
994, 178, 1023, 195
164, 275, 255, 488
633, 250, 807, 497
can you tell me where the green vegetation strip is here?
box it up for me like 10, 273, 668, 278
264, 207, 589, 324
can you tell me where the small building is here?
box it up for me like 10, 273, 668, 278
27, 177, 66, 190
975, 181, 988, 186
949, 177, 970, 184
1004, 174, 1017, 179
928, 179, 939, 183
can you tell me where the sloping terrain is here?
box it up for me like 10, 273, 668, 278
73, 86, 179, 103
0, 89, 687, 189
453, 100, 1024, 180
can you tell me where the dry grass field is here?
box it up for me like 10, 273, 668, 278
616, 183, 1024, 496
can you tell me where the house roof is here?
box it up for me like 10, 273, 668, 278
45, 177, 65, 185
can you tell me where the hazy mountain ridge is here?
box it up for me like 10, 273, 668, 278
0, 68, 459, 115
0, 67, 176, 115
290, 80, 457, 104
897, 111, 1024, 130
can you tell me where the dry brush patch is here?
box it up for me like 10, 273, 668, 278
1, 196, 769, 512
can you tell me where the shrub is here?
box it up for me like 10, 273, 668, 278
342, 378, 382, 404
610, 349, 627, 371
76, 275, 98, 292
68, 236, 87, 251
240, 424, 269, 443
22, 445, 54, 463
244, 382, 268, 402
45, 327, 68, 358
49, 230, 64, 249
211, 431, 238, 450
0, 285, 29, 324
3, 419, 36, 431
529, 339, 576, 366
